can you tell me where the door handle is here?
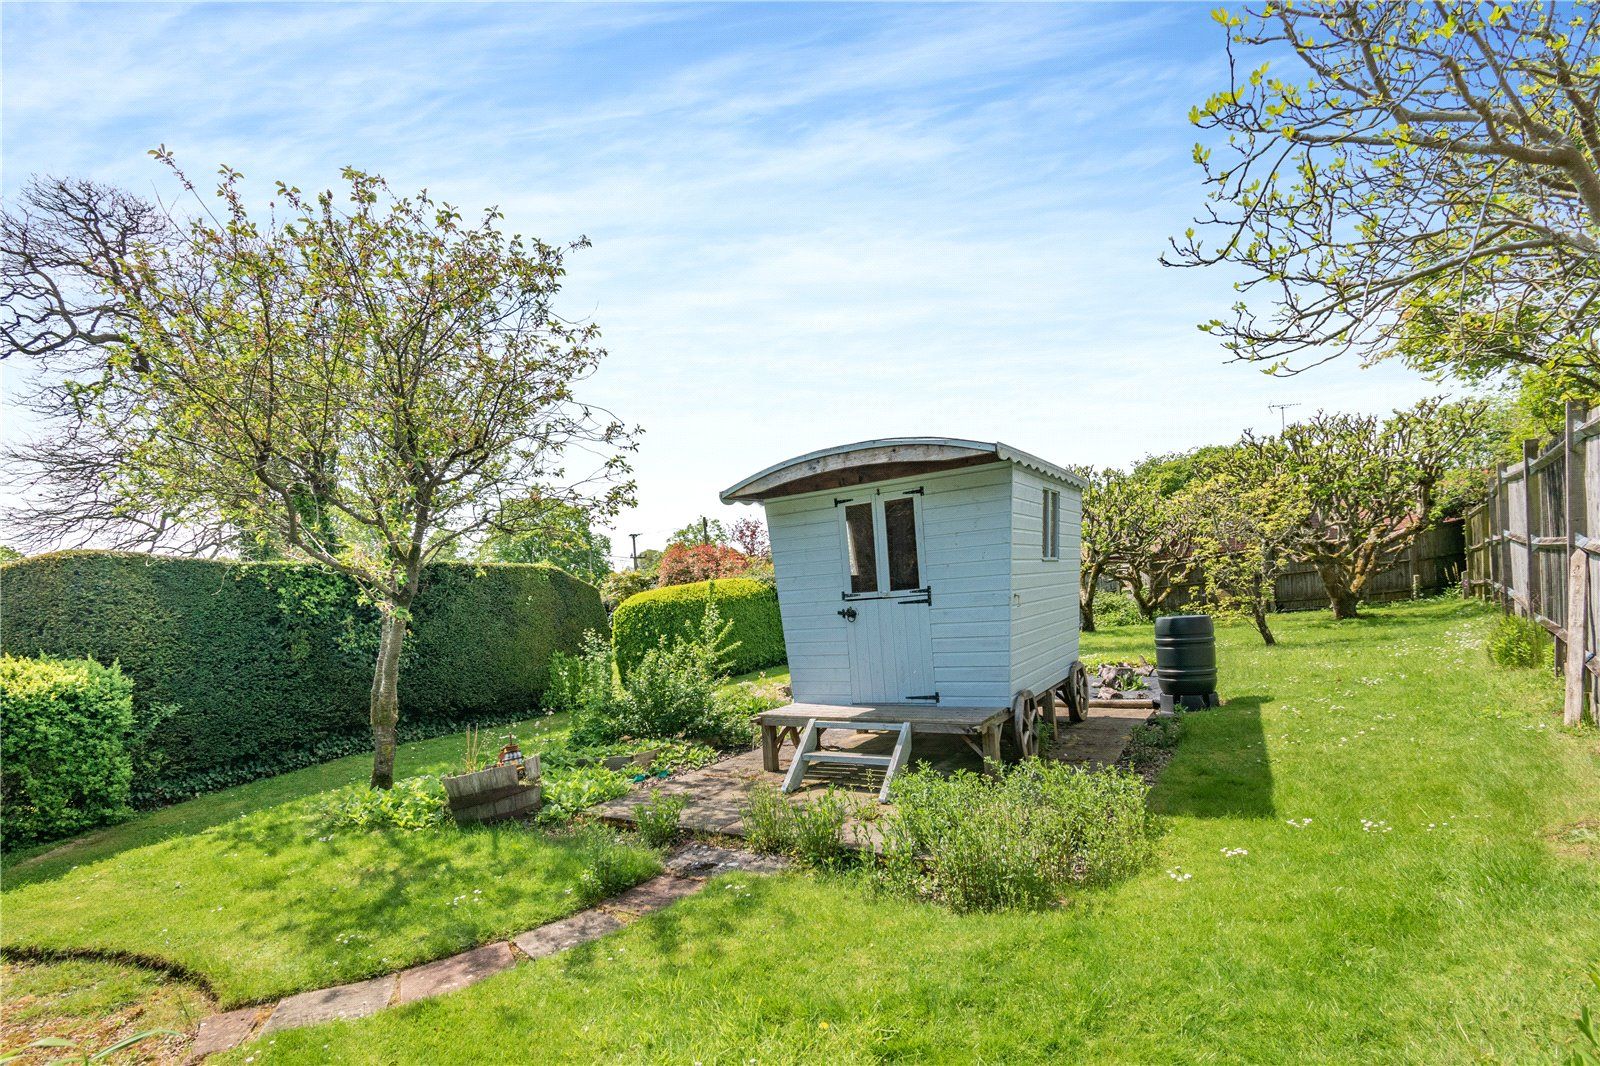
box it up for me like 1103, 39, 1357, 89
837, 607, 857, 621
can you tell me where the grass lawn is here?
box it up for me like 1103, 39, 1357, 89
0, 713, 662, 1008
213, 598, 1600, 1063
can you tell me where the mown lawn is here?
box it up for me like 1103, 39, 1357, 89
220, 598, 1600, 1063
0, 713, 664, 1008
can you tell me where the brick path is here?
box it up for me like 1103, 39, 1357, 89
188, 843, 787, 1060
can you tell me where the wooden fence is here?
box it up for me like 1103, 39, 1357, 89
1273, 523, 1464, 612
1463, 401, 1600, 727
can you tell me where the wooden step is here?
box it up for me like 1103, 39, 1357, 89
782, 717, 914, 803
800, 751, 893, 767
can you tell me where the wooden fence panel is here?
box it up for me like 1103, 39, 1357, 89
1464, 401, 1598, 725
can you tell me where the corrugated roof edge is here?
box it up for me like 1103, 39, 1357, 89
719, 437, 1088, 503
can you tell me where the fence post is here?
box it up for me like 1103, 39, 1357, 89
1523, 439, 1540, 623
1495, 462, 1508, 611
1566, 548, 1588, 728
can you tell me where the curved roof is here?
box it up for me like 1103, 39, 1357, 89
720, 437, 1087, 503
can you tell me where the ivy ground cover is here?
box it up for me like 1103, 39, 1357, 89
224, 599, 1600, 1063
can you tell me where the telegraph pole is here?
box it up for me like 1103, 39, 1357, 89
629, 533, 639, 570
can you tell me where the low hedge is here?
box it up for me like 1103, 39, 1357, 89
1, 656, 135, 847
0, 551, 605, 806
611, 578, 785, 679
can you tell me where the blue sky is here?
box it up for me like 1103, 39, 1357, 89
2, 2, 1440, 562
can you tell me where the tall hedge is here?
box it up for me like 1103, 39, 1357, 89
0, 656, 135, 847
611, 578, 785, 679
0, 551, 604, 804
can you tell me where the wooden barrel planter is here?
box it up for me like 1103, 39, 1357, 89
442, 756, 541, 826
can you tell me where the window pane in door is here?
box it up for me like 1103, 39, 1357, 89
844, 503, 878, 593
884, 496, 921, 591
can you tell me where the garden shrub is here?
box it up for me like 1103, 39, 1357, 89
569, 605, 756, 751
0, 656, 136, 847
567, 824, 659, 905
612, 577, 784, 679
877, 762, 1156, 912
1486, 612, 1551, 669
0, 551, 604, 805
1092, 591, 1145, 627
634, 789, 687, 848
316, 775, 449, 833
742, 783, 855, 868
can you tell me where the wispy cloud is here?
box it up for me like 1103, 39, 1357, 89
2, 2, 1440, 558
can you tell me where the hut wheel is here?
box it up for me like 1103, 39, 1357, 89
1010, 689, 1040, 760
1064, 661, 1089, 724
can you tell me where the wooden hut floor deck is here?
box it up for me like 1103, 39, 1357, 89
591, 702, 1158, 852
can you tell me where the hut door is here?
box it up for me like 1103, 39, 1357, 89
838, 493, 935, 704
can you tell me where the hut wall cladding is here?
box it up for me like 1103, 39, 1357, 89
1462, 401, 1599, 728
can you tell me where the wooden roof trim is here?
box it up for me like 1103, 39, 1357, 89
720, 437, 1086, 503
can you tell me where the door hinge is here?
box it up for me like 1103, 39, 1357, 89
905, 692, 940, 703
902, 487, 924, 496
833, 497, 853, 507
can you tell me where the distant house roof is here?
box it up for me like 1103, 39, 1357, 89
720, 437, 1088, 503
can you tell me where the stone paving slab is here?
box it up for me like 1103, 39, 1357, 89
189, 1007, 261, 1059
395, 941, 516, 1005
262, 973, 397, 1032
512, 908, 624, 960
604, 873, 704, 915
665, 841, 791, 878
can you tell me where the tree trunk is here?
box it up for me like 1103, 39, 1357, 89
1080, 564, 1101, 632
1252, 603, 1277, 645
369, 609, 406, 789
1316, 562, 1360, 619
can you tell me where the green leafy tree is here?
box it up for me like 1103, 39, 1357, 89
1172, 461, 1304, 645
668, 517, 728, 547
56, 158, 635, 788
481, 500, 612, 585
1168, 3, 1600, 395
1244, 399, 1493, 619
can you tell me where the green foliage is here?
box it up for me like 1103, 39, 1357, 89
537, 765, 632, 822
1125, 714, 1185, 770
0, 551, 604, 806
0, 656, 136, 848
611, 577, 784, 679
877, 762, 1156, 912
601, 568, 655, 613
565, 607, 758, 751
1567, 967, 1600, 1065
1486, 612, 1552, 669
568, 824, 660, 906
634, 789, 687, 848
741, 783, 855, 869
668, 517, 729, 548
543, 632, 615, 718
315, 775, 449, 833
480, 501, 612, 585
1093, 591, 1145, 627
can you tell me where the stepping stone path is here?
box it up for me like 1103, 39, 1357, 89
188, 842, 787, 1060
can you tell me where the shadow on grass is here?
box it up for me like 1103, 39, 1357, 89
1146, 694, 1275, 820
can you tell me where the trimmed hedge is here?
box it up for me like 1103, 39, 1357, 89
612, 578, 785, 679
0, 551, 605, 805
1, 656, 135, 847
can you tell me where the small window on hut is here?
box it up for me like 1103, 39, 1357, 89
844, 502, 878, 594
1042, 488, 1061, 560
884, 496, 921, 591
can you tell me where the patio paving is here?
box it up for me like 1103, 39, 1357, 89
593, 702, 1159, 847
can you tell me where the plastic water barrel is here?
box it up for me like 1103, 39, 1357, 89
1154, 614, 1217, 696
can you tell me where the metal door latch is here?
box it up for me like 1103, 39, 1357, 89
837, 607, 857, 621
